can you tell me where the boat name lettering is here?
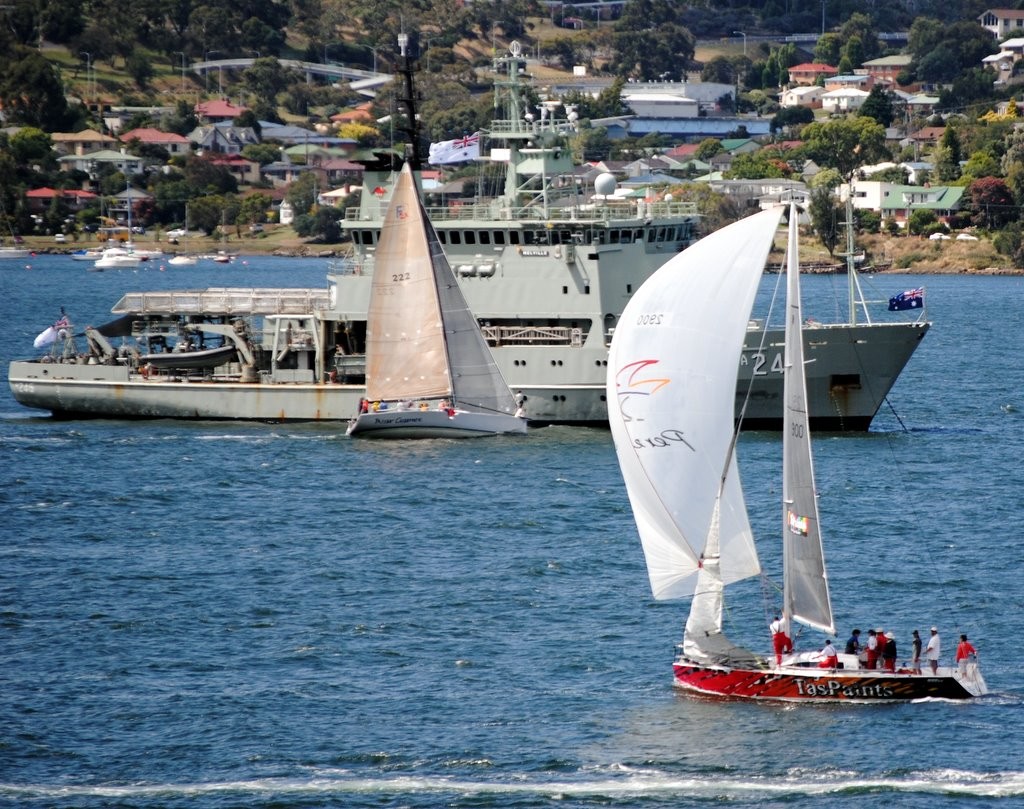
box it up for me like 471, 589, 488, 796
636, 314, 664, 326
12, 382, 35, 394
521, 249, 549, 257
739, 351, 785, 376
793, 678, 894, 699
374, 416, 424, 425
631, 429, 694, 451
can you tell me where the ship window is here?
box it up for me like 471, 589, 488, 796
646, 228, 656, 243
509, 231, 520, 245
584, 285, 590, 294
626, 284, 633, 294
359, 230, 375, 245
562, 286, 568, 294
466, 231, 477, 245
494, 231, 506, 245
620, 230, 632, 244
479, 231, 491, 245
437, 231, 448, 244
450, 231, 462, 245
657, 227, 667, 242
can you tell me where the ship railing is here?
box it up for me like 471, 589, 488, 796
343, 199, 696, 224
326, 257, 367, 276
113, 288, 331, 316
480, 325, 584, 347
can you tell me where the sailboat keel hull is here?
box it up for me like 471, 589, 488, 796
346, 408, 527, 438
672, 661, 984, 702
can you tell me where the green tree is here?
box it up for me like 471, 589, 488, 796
610, 0, 695, 80
838, 13, 881, 62
188, 195, 226, 235
238, 192, 272, 225
0, 46, 75, 129
242, 144, 282, 165
695, 138, 723, 161
933, 126, 962, 182
126, 50, 155, 89
907, 208, 937, 235
802, 118, 888, 179
286, 172, 319, 219
960, 150, 1000, 182
858, 86, 895, 127
808, 183, 842, 258
726, 151, 789, 180
813, 33, 841, 66
771, 106, 814, 134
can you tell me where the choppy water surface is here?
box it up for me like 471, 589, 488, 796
1, 256, 1023, 807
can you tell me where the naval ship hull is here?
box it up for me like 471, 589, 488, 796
8, 319, 927, 429
8, 44, 930, 431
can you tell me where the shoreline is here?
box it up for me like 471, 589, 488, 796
13, 241, 1024, 275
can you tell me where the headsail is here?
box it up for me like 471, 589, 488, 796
782, 204, 835, 634
607, 207, 785, 601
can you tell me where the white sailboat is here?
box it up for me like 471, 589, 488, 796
607, 203, 986, 702
93, 184, 141, 270
347, 163, 527, 439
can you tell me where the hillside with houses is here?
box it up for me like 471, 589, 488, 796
3, 2, 1024, 268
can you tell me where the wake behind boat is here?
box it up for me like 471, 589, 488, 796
607, 204, 986, 703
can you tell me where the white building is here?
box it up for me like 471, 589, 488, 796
821, 88, 869, 114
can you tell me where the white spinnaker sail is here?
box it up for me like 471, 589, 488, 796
782, 204, 835, 634
607, 207, 785, 601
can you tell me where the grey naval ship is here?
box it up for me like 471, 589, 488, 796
9, 42, 929, 430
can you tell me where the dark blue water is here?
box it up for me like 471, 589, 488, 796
2, 256, 1023, 806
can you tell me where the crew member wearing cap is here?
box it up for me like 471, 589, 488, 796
926, 626, 941, 674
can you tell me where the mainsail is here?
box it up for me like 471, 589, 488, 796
782, 206, 835, 634
364, 166, 449, 402
364, 164, 517, 416
607, 207, 785, 601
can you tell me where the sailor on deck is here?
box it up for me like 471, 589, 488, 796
770, 615, 792, 666
817, 640, 839, 669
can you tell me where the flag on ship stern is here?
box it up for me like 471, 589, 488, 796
33, 314, 69, 348
428, 132, 480, 165
888, 287, 924, 311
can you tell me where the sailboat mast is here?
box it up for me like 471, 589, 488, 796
844, 188, 857, 325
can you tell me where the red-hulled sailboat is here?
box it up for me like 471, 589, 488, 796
606, 203, 986, 703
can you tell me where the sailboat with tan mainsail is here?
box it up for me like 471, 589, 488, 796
346, 163, 526, 439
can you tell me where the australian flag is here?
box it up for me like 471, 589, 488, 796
888, 287, 924, 311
